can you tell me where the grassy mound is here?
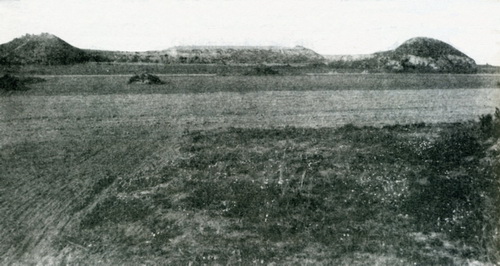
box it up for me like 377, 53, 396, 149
393, 37, 468, 58
0, 33, 90, 65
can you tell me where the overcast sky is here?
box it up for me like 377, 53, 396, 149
1, 0, 499, 65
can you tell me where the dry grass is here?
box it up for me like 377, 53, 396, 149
49, 122, 497, 264
1, 74, 499, 264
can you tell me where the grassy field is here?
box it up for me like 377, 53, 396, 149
1, 120, 499, 264
7, 73, 500, 96
1, 74, 500, 264
1, 88, 499, 146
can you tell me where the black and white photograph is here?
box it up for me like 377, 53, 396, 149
1, 0, 499, 264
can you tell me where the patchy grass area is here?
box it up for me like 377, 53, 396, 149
49, 120, 499, 265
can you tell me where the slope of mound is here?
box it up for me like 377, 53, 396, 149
0, 33, 89, 65
392, 37, 468, 58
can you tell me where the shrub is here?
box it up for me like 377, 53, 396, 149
128, 73, 165, 85
245, 65, 279, 76
0, 74, 24, 91
0, 74, 45, 92
479, 108, 500, 139
480, 114, 493, 135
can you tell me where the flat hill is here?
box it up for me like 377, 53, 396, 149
85, 45, 325, 65
328, 37, 478, 73
163, 45, 324, 64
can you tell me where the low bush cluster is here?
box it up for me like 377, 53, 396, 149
244, 65, 280, 76
127, 73, 165, 85
0, 74, 24, 91
0, 74, 45, 92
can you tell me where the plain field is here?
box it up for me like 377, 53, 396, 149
1, 74, 499, 264
1, 87, 499, 148
8, 73, 500, 95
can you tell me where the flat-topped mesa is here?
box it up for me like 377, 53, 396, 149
162, 45, 325, 64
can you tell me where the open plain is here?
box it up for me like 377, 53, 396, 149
1, 73, 500, 264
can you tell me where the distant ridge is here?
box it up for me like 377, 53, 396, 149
169, 45, 308, 50
84, 45, 324, 65
0, 33, 480, 73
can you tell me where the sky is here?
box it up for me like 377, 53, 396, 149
1, 0, 499, 65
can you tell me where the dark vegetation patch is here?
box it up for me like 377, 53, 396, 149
65, 113, 500, 264
0, 74, 25, 91
244, 65, 280, 76
127, 73, 165, 85
0, 74, 45, 92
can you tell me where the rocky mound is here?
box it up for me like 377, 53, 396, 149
128, 73, 165, 85
381, 37, 477, 73
0, 33, 89, 65
327, 37, 477, 73
392, 37, 468, 58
